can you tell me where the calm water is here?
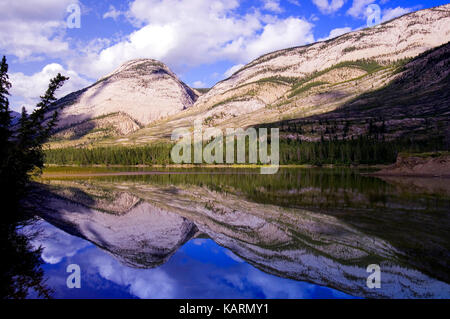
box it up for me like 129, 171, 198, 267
22, 168, 450, 299
23, 220, 353, 299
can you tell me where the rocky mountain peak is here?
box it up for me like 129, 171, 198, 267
50, 58, 198, 141
98, 58, 174, 82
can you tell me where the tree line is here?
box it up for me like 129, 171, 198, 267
44, 135, 446, 166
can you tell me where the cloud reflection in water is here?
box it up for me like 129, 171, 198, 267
27, 220, 354, 299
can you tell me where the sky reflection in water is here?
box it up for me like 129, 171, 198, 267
26, 219, 354, 299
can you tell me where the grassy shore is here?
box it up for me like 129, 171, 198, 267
39, 164, 388, 180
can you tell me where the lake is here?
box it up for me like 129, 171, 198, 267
21, 167, 450, 298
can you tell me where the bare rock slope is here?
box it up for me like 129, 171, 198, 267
117, 4, 450, 145
49, 59, 198, 141
374, 153, 450, 177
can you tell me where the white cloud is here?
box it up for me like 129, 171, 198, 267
225, 250, 244, 263
347, 0, 412, 22
262, 0, 283, 13
0, 0, 77, 60
192, 239, 208, 245
192, 80, 206, 88
318, 26, 352, 41
91, 253, 176, 299
382, 7, 412, 22
312, 0, 346, 14
10, 63, 90, 111
69, 0, 315, 79
347, 0, 375, 18
23, 220, 90, 265
224, 64, 245, 78
228, 17, 314, 62
103, 5, 123, 20
287, 0, 301, 6
310, 14, 320, 22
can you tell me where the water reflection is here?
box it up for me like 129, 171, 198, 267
30, 168, 450, 298
25, 219, 352, 299
1, 192, 55, 299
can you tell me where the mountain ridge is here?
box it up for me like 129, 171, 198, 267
46, 4, 450, 148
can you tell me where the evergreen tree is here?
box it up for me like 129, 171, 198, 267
0, 55, 68, 219
0, 56, 12, 167
0, 56, 68, 299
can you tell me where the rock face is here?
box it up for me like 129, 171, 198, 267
374, 153, 450, 177
50, 59, 198, 137
38, 195, 198, 268
269, 40, 450, 143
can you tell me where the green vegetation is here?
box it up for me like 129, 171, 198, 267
43, 135, 446, 166
0, 55, 68, 298
398, 151, 450, 158
288, 81, 328, 98
195, 88, 211, 94
211, 97, 236, 109
255, 76, 298, 85
391, 57, 413, 74
1, 57, 69, 204
45, 144, 173, 166
342, 46, 358, 53
291, 59, 384, 92
130, 60, 166, 73
279, 136, 446, 165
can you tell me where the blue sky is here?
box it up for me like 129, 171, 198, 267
1, 0, 448, 112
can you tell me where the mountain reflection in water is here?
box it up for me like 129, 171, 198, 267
27, 168, 450, 299
25, 219, 353, 299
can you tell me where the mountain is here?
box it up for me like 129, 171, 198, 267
192, 5, 450, 121
48, 59, 197, 144
47, 4, 450, 148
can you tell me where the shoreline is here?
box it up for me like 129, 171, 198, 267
40, 165, 450, 179
368, 152, 450, 178
366, 172, 450, 178
43, 163, 389, 169
40, 171, 265, 178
